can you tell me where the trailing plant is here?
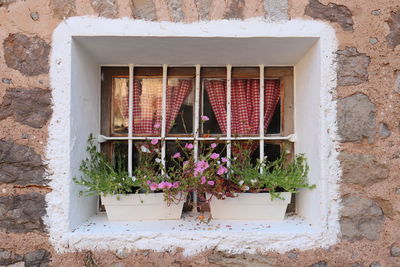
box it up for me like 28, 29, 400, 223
73, 135, 186, 203
73, 135, 135, 196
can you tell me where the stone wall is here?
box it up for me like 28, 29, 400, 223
0, 0, 399, 266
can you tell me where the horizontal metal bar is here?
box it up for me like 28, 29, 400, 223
98, 134, 295, 142
99, 64, 290, 68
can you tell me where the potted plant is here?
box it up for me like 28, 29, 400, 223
73, 136, 187, 221
207, 145, 315, 220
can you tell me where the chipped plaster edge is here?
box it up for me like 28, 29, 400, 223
44, 16, 340, 256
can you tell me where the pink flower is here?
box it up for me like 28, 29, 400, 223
164, 182, 173, 189
210, 153, 219, 160
154, 123, 161, 129
221, 157, 228, 163
201, 115, 209, 121
185, 143, 194, 150
172, 181, 180, 188
207, 180, 215, 186
151, 139, 159, 145
195, 160, 209, 175
172, 152, 181, 158
149, 182, 158, 191
201, 176, 207, 184
183, 160, 189, 166
211, 143, 217, 148
147, 180, 151, 185
217, 166, 228, 176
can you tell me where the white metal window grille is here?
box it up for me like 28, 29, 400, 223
98, 64, 295, 179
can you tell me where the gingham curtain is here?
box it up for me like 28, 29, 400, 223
119, 79, 192, 135
204, 79, 280, 135
166, 80, 192, 132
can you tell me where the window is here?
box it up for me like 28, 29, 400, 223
100, 65, 294, 212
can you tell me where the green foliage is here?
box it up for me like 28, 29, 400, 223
73, 135, 137, 197
229, 145, 315, 199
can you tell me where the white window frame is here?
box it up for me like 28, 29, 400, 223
46, 17, 340, 255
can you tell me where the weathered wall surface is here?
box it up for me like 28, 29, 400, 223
0, 0, 399, 266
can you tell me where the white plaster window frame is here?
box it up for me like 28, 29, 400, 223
45, 17, 340, 256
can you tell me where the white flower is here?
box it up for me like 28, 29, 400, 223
217, 161, 221, 164
155, 158, 162, 163
243, 186, 250, 191
140, 146, 150, 153
250, 179, 257, 184
131, 176, 137, 182
238, 180, 244, 186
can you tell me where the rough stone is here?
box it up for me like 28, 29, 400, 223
131, 0, 157, 21
0, 193, 46, 233
338, 152, 389, 186
264, 0, 288, 21
1, 78, 12, 84
390, 244, 400, 257
305, 0, 353, 31
208, 252, 276, 267
8, 261, 25, 267
223, 0, 244, 20
311, 261, 328, 267
167, 0, 185, 22
369, 38, 378, 45
24, 249, 51, 267
386, 10, 400, 49
351, 264, 362, 267
337, 47, 371, 86
3, 33, 50, 76
396, 188, 400, 194
0, 140, 47, 185
195, 0, 211, 20
115, 249, 129, 259
371, 10, 381, 16
83, 251, 98, 267
395, 71, 400, 94
337, 93, 376, 143
379, 123, 391, 138
370, 263, 381, 267
30, 12, 39, 21
0, 88, 52, 128
287, 252, 298, 260
0, 0, 16, 8
0, 250, 23, 266
90, 0, 118, 18
50, 0, 76, 19
340, 194, 384, 241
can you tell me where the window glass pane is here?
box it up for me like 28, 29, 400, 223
201, 81, 223, 135
266, 99, 281, 134
132, 78, 163, 136
112, 77, 129, 134
167, 78, 194, 135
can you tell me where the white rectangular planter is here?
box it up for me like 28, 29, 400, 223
208, 192, 292, 221
101, 192, 185, 221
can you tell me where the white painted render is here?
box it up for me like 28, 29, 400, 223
45, 17, 339, 255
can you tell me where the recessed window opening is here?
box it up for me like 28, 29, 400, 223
99, 65, 294, 215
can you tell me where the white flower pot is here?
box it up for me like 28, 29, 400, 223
101, 192, 185, 221
208, 192, 292, 221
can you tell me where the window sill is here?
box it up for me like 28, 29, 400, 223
64, 213, 323, 256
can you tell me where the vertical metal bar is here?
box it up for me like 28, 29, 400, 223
128, 64, 134, 177
259, 65, 265, 173
226, 65, 232, 166
161, 64, 168, 167
193, 64, 201, 211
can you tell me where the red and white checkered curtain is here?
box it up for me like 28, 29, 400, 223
166, 80, 192, 132
119, 79, 192, 135
204, 79, 280, 135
